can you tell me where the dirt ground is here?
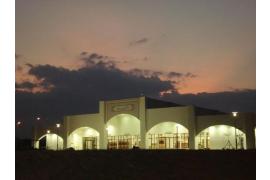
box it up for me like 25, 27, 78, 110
16, 149, 255, 180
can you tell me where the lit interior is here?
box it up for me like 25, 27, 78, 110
146, 122, 189, 149
106, 114, 140, 149
35, 134, 64, 150
67, 127, 100, 150
195, 125, 246, 149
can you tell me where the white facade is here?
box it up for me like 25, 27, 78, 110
34, 97, 256, 150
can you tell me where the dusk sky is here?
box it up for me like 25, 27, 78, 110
16, 0, 255, 93
16, 0, 255, 137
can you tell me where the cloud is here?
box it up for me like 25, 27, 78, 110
16, 81, 37, 90
128, 68, 163, 78
128, 68, 196, 82
129, 38, 149, 46
16, 56, 176, 125
79, 52, 128, 68
167, 72, 183, 78
18, 52, 197, 95
25, 63, 34, 68
167, 72, 197, 79
185, 72, 197, 78
26, 63, 175, 96
80, 51, 88, 56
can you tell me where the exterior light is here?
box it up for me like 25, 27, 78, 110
106, 125, 113, 135
47, 130, 50, 134
232, 112, 238, 117
56, 124, 61, 150
37, 117, 40, 121
232, 112, 238, 149
17, 121, 21, 125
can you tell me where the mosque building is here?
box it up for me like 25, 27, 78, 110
33, 97, 256, 150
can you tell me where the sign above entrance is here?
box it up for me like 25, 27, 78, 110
104, 98, 140, 122
112, 104, 134, 112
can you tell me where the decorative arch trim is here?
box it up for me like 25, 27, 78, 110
37, 133, 64, 141
196, 124, 246, 136
147, 121, 189, 132
106, 113, 140, 124
146, 121, 189, 134
68, 126, 100, 136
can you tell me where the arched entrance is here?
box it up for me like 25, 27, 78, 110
195, 125, 246, 149
68, 127, 100, 150
106, 114, 140, 149
35, 133, 64, 150
146, 122, 189, 149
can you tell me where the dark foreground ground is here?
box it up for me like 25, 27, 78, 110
16, 150, 255, 180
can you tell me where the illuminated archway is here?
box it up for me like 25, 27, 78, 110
195, 125, 246, 149
146, 122, 189, 149
35, 134, 64, 150
68, 127, 100, 150
106, 114, 140, 149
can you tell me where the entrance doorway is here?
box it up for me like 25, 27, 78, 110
106, 114, 140, 149
195, 125, 247, 149
68, 127, 100, 150
107, 135, 140, 149
148, 133, 189, 149
146, 122, 189, 149
197, 132, 210, 149
39, 136, 46, 150
83, 137, 97, 150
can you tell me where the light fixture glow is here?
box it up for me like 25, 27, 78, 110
56, 123, 61, 128
47, 130, 50, 134
232, 112, 238, 117
37, 117, 40, 120
17, 121, 21, 125
106, 125, 113, 135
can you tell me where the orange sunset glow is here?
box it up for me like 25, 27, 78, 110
16, 0, 255, 94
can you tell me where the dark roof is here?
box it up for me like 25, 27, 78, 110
145, 97, 183, 109
194, 106, 226, 116
100, 96, 226, 115
145, 97, 226, 115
